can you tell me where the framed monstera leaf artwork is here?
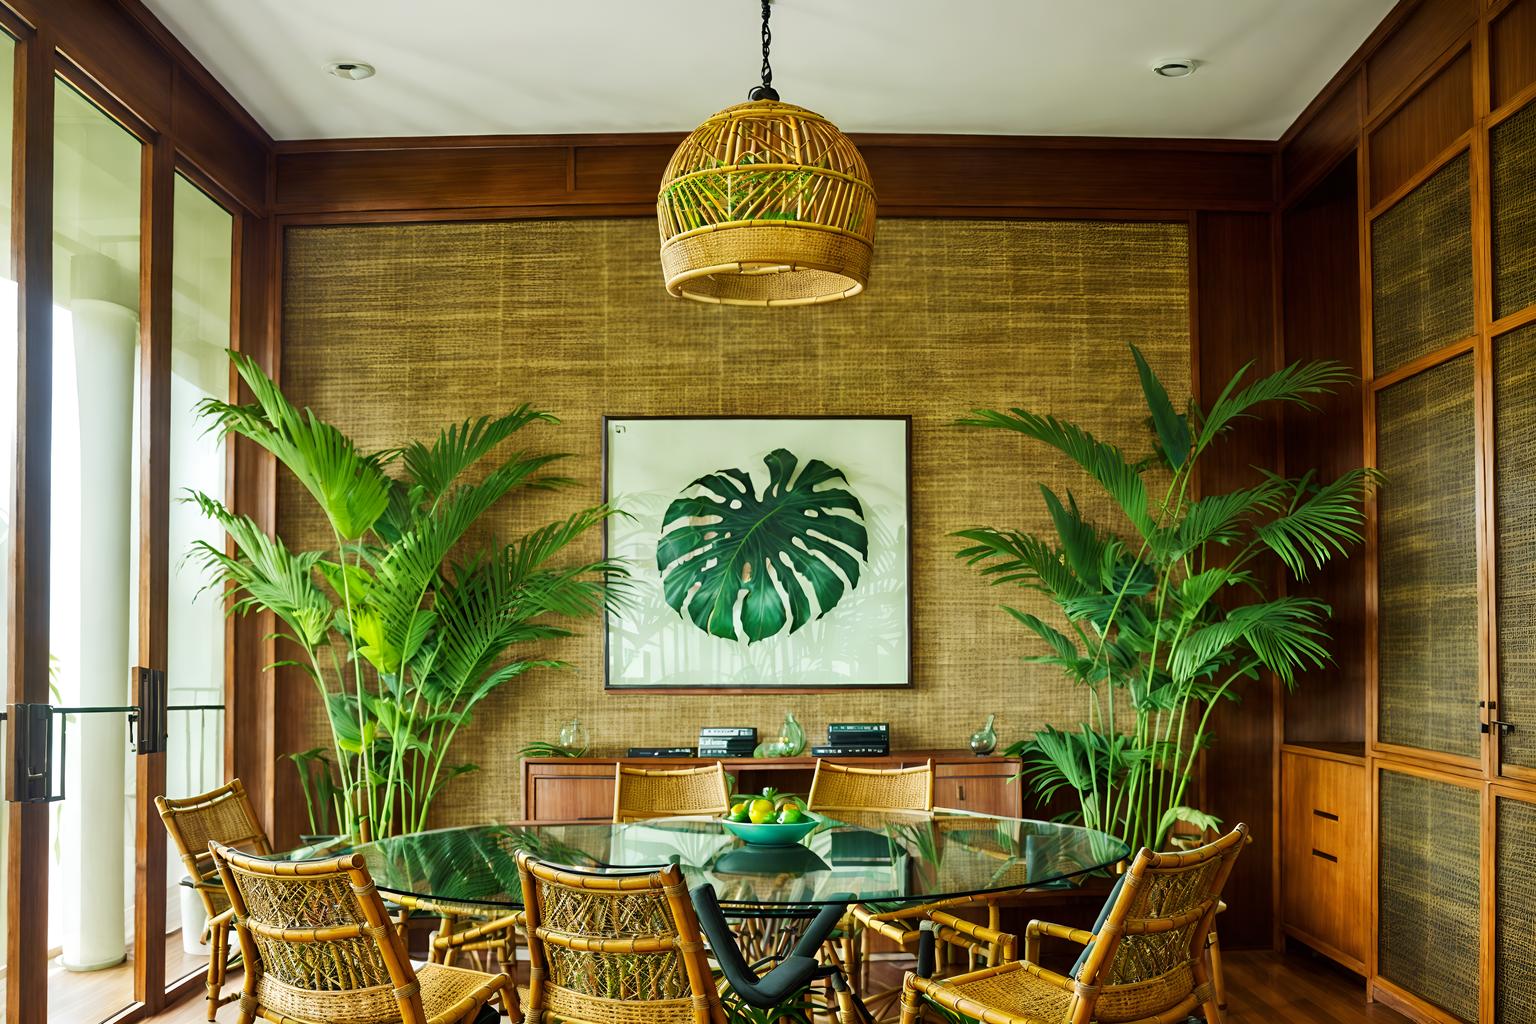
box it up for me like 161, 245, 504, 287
603, 416, 911, 690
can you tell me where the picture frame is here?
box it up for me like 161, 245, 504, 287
602, 415, 912, 692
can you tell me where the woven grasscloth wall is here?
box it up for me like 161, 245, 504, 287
280, 217, 1190, 823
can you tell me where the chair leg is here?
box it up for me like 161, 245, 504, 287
205, 921, 225, 1021
898, 976, 923, 1024
1207, 928, 1227, 1014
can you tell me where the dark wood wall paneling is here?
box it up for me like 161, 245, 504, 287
270, 135, 1276, 216
1278, 156, 1366, 747
1192, 212, 1281, 951
1276, 0, 1536, 1017
1367, 46, 1475, 207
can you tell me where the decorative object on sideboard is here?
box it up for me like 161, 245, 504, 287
754, 711, 807, 757
657, 0, 876, 307
604, 416, 911, 691
192, 353, 627, 840
968, 714, 998, 756
956, 343, 1378, 853
559, 717, 591, 754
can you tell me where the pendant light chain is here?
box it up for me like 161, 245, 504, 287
749, 0, 779, 101
760, 0, 773, 93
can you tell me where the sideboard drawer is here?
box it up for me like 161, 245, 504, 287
1280, 748, 1367, 969
934, 761, 1023, 817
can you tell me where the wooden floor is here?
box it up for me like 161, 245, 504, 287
139, 949, 1409, 1024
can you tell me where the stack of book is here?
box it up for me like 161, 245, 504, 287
812, 722, 890, 757
697, 727, 757, 758
627, 746, 696, 758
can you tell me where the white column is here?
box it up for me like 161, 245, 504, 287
55, 252, 137, 972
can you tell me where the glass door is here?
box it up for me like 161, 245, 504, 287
0, 27, 17, 1024
45, 74, 146, 1023
161, 172, 233, 995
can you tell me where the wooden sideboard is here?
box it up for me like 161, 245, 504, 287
522, 750, 1024, 822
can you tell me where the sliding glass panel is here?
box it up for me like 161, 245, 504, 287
49, 77, 142, 1023
1375, 355, 1479, 758
163, 174, 231, 985
0, 30, 16, 1024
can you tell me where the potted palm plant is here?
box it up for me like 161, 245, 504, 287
956, 345, 1376, 853
192, 353, 627, 839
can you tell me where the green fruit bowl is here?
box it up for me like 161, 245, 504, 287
720, 815, 820, 847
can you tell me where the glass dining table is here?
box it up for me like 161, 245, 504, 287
284, 810, 1128, 919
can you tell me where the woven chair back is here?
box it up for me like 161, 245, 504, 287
517, 851, 724, 1024
807, 759, 934, 813
613, 762, 731, 823
156, 779, 270, 916
1079, 824, 1249, 1023
210, 841, 428, 1024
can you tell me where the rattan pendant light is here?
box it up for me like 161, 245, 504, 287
657, 0, 877, 306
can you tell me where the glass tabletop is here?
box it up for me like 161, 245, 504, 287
285, 811, 1128, 914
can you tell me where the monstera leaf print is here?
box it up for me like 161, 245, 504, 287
657, 448, 868, 643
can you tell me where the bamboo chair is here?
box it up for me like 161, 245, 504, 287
806, 760, 934, 815
805, 762, 953, 1014
898, 824, 1250, 1024
613, 762, 732, 823
155, 779, 272, 1021
209, 840, 508, 1024
517, 851, 864, 1024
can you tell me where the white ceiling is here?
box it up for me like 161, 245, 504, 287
142, 0, 1396, 142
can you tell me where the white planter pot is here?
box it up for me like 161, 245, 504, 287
180, 880, 211, 956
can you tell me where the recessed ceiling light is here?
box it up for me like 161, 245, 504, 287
1152, 59, 1198, 79
326, 61, 376, 81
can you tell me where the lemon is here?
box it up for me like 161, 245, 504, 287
730, 800, 748, 817
749, 798, 777, 824
778, 805, 804, 825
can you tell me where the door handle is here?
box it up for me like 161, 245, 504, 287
1482, 719, 1516, 736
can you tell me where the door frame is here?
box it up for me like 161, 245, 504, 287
2, 23, 246, 1023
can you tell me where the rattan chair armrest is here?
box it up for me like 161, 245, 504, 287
201, 906, 235, 945
1020, 960, 1077, 993
928, 909, 1019, 962
1023, 919, 1093, 964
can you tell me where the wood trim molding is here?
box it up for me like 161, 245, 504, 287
270, 133, 1278, 218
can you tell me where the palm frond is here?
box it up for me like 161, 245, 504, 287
957, 407, 1154, 541
1131, 343, 1191, 469
1255, 467, 1381, 578
200, 352, 394, 540
1195, 359, 1354, 453
400, 406, 559, 499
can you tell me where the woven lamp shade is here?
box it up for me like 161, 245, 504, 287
657, 100, 877, 306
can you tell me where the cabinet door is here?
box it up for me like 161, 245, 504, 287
524, 763, 617, 821
1376, 767, 1481, 1023
933, 763, 1022, 817
1280, 751, 1367, 968
1496, 793, 1536, 1024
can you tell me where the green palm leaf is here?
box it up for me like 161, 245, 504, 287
200, 352, 393, 540
1131, 343, 1191, 469
1255, 468, 1380, 578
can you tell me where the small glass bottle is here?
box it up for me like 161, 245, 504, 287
559, 717, 590, 755
969, 714, 998, 756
